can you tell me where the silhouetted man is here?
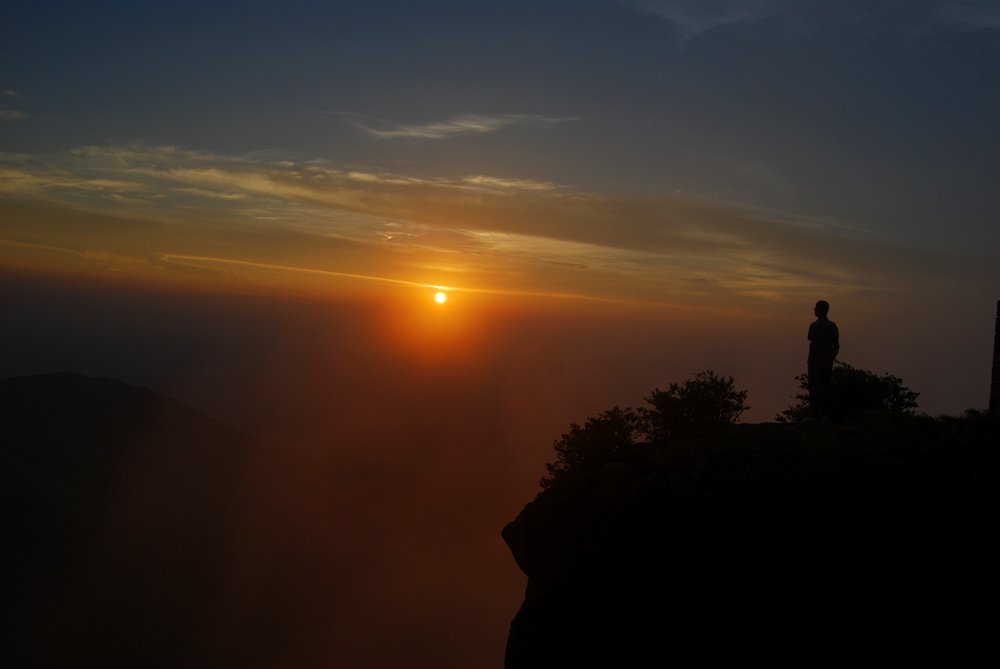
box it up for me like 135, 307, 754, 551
808, 300, 839, 421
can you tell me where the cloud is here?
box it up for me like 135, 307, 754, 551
937, 1, 1000, 30
625, 0, 795, 40
1, 144, 996, 308
625, 1, 1000, 41
1, 90, 27, 121
462, 176, 557, 191
337, 113, 578, 140
172, 187, 247, 200
103, 193, 153, 205
0, 157, 148, 194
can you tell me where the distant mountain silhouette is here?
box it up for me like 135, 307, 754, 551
1, 373, 424, 667
3, 373, 255, 667
502, 415, 998, 666
2, 373, 520, 668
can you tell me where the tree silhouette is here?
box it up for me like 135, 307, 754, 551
540, 371, 749, 488
776, 361, 919, 423
640, 371, 749, 441
540, 406, 642, 489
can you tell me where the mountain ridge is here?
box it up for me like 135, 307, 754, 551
2, 372, 257, 667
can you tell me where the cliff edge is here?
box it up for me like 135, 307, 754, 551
502, 415, 997, 666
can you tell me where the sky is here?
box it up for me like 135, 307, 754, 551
3, 1, 1000, 665
3, 2, 999, 310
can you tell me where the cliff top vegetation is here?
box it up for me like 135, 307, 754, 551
541, 363, 922, 488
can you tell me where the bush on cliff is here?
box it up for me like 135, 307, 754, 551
776, 362, 919, 423
540, 371, 749, 488
541, 406, 643, 489
640, 371, 750, 441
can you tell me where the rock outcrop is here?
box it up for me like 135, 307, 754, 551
502, 416, 998, 666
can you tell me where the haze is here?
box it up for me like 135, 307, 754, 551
3, 2, 999, 666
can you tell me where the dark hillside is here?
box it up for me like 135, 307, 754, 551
502, 414, 998, 666
2, 373, 523, 668
2, 373, 253, 667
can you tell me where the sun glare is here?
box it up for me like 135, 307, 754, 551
435, 292, 447, 303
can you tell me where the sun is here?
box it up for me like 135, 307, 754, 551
435, 292, 447, 303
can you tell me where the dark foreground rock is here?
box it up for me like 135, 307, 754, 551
502, 415, 998, 666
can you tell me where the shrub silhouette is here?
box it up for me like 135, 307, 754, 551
776, 361, 919, 423
540, 371, 749, 488
640, 371, 750, 441
540, 406, 643, 489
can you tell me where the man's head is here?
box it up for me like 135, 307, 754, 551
814, 300, 830, 317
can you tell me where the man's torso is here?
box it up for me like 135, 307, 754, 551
808, 318, 839, 365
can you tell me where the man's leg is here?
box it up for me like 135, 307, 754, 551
809, 363, 830, 420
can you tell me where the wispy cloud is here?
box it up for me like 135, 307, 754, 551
1, 144, 995, 307
1, 90, 27, 121
937, 1, 1000, 30
626, 1, 1000, 41
172, 187, 247, 200
336, 113, 578, 140
462, 175, 558, 191
625, 0, 794, 40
